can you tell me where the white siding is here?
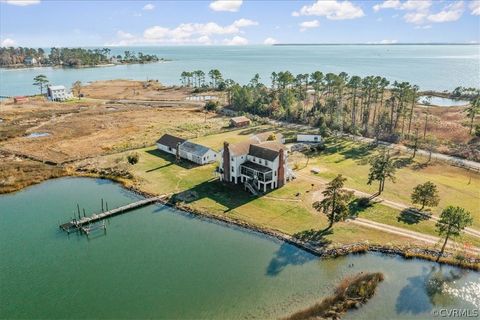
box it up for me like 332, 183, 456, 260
297, 134, 322, 143
156, 143, 177, 155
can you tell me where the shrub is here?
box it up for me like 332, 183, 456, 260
356, 197, 371, 209
127, 153, 139, 165
204, 100, 218, 111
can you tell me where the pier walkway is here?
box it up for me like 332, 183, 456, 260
59, 195, 167, 234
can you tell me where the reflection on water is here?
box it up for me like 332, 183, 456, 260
395, 266, 475, 316
443, 281, 480, 309
265, 243, 317, 276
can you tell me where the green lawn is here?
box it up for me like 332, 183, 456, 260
96, 130, 479, 251
301, 137, 480, 228
356, 203, 480, 247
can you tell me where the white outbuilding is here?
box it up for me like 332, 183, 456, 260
297, 134, 322, 143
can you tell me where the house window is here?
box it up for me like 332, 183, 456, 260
231, 166, 234, 172
231, 157, 234, 161
168, 147, 172, 151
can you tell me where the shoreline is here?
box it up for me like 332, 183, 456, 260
0, 60, 170, 71
11, 173, 477, 271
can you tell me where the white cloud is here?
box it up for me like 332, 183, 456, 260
427, 1, 464, 23
299, 19, 320, 31
142, 3, 154, 11
373, 0, 431, 12
1, 0, 40, 6
1, 38, 16, 46
223, 36, 248, 45
293, 0, 364, 20
117, 30, 134, 40
232, 18, 258, 27
414, 25, 432, 29
373, 1, 464, 24
470, 1, 480, 15
373, 0, 401, 12
106, 19, 257, 46
404, 12, 427, 24
368, 39, 398, 44
401, 0, 432, 12
263, 37, 278, 45
209, 0, 243, 12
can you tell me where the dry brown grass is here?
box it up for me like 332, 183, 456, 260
1, 102, 228, 163
81, 79, 191, 101
0, 152, 66, 194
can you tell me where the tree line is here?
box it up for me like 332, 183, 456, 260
0, 47, 161, 67
182, 69, 480, 144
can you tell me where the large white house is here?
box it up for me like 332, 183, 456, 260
218, 134, 293, 193
156, 134, 217, 165
47, 85, 71, 101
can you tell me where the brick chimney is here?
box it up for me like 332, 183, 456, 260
277, 148, 285, 188
223, 141, 230, 182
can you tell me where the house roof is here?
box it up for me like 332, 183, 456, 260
156, 134, 186, 149
227, 135, 286, 160
248, 142, 284, 161
228, 140, 252, 156
179, 141, 213, 157
49, 85, 66, 91
241, 161, 272, 173
230, 116, 250, 123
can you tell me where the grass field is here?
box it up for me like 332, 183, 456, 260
300, 137, 480, 228
87, 127, 479, 251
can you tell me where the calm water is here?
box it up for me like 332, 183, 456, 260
0, 45, 479, 97
419, 96, 470, 107
0, 178, 478, 319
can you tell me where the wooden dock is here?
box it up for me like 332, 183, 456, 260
59, 195, 166, 234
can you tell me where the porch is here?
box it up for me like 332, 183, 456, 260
240, 161, 276, 192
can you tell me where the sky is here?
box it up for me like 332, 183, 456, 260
1, 0, 479, 47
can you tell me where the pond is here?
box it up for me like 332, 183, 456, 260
0, 177, 477, 319
419, 96, 470, 107
26, 132, 50, 138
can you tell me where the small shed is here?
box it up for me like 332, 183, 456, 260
297, 134, 322, 143
230, 116, 251, 128
13, 96, 29, 104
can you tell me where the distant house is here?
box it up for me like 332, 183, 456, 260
218, 136, 293, 193
179, 141, 217, 165
156, 134, 217, 165
156, 134, 186, 155
24, 57, 37, 65
230, 116, 251, 128
297, 134, 322, 143
47, 85, 71, 101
